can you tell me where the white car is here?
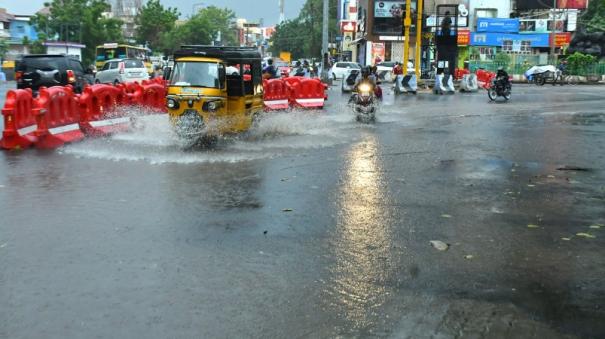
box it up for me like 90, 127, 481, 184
95, 59, 149, 85
330, 62, 361, 80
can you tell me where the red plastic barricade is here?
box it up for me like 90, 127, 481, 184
454, 68, 470, 81
263, 78, 290, 110
140, 82, 166, 112
119, 82, 144, 105
476, 69, 496, 89
79, 84, 131, 136
33, 86, 85, 149
0, 89, 37, 149
291, 78, 325, 108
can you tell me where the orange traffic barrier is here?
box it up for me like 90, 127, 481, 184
33, 86, 85, 149
263, 78, 290, 110
454, 68, 470, 81
79, 84, 131, 136
0, 88, 37, 149
476, 69, 496, 89
119, 82, 144, 105
140, 82, 166, 112
291, 78, 326, 108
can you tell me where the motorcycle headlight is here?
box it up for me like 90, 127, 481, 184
167, 98, 179, 109
358, 83, 371, 93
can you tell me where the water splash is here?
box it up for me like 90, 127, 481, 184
60, 106, 381, 165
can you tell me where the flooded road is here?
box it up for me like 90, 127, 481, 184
1, 83, 604, 338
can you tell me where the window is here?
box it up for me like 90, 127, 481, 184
109, 62, 118, 70
502, 39, 513, 52
474, 9, 497, 30
68, 60, 84, 72
170, 62, 220, 88
101, 62, 110, 71
123, 59, 144, 69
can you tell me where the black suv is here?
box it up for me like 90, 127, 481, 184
15, 54, 94, 93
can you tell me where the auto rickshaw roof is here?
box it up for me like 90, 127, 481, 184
174, 46, 261, 63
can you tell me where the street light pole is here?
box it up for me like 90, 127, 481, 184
321, 0, 329, 82
415, 0, 423, 78
550, 0, 557, 63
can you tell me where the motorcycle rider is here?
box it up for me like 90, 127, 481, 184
262, 59, 278, 79
350, 66, 375, 103
496, 66, 510, 88
293, 61, 305, 77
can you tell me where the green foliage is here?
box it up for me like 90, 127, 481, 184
494, 52, 511, 66
31, 0, 124, 65
566, 51, 597, 74
134, 0, 179, 51
158, 6, 237, 55
270, 0, 338, 58
0, 39, 8, 60
579, 0, 605, 32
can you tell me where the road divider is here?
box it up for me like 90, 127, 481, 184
1, 76, 327, 150
265, 77, 327, 110
1, 88, 37, 149
0, 80, 168, 150
34, 86, 85, 149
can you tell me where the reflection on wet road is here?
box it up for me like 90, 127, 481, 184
325, 135, 395, 334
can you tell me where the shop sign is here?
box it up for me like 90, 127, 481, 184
457, 29, 470, 46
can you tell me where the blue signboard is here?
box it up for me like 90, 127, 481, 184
470, 32, 549, 47
476, 18, 520, 33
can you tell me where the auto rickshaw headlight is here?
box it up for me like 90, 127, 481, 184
167, 98, 179, 109
204, 100, 222, 112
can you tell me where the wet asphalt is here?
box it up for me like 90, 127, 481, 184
0, 81, 604, 338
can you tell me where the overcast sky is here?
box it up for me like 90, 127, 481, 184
0, 0, 306, 26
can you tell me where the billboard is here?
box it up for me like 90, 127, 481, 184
517, 0, 587, 9
477, 18, 520, 33
371, 42, 386, 64
470, 32, 550, 47
374, 1, 406, 18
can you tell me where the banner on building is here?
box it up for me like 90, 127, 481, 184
552, 32, 571, 47
340, 21, 357, 33
374, 1, 407, 18
470, 32, 550, 48
476, 18, 519, 33
457, 29, 470, 46
371, 42, 386, 64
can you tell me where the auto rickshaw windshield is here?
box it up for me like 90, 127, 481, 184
170, 61, 222, 88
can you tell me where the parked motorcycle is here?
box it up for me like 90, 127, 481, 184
350, 82, 377, 122
488, 77, 511, 101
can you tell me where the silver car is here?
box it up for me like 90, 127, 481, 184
94, 59, 149, 85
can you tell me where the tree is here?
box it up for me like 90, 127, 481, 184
270, 0, 338, 58
158, 6, 237, 55
0, 39, 8, 61
270, 20, 307, 59
134, 0, 179, 51
31, 0, 123, 65
578, 0, 605, 32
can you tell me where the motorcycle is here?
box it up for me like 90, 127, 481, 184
351, 82, 377, 122
488, 77, 511, 101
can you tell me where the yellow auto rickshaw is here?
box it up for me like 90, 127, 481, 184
163, 46, 264, 142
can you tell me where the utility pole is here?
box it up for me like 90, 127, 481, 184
415, 0, 423, 78
321, 0, 329, 82
279, 0, 285, 24
549, 0, 557, 63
